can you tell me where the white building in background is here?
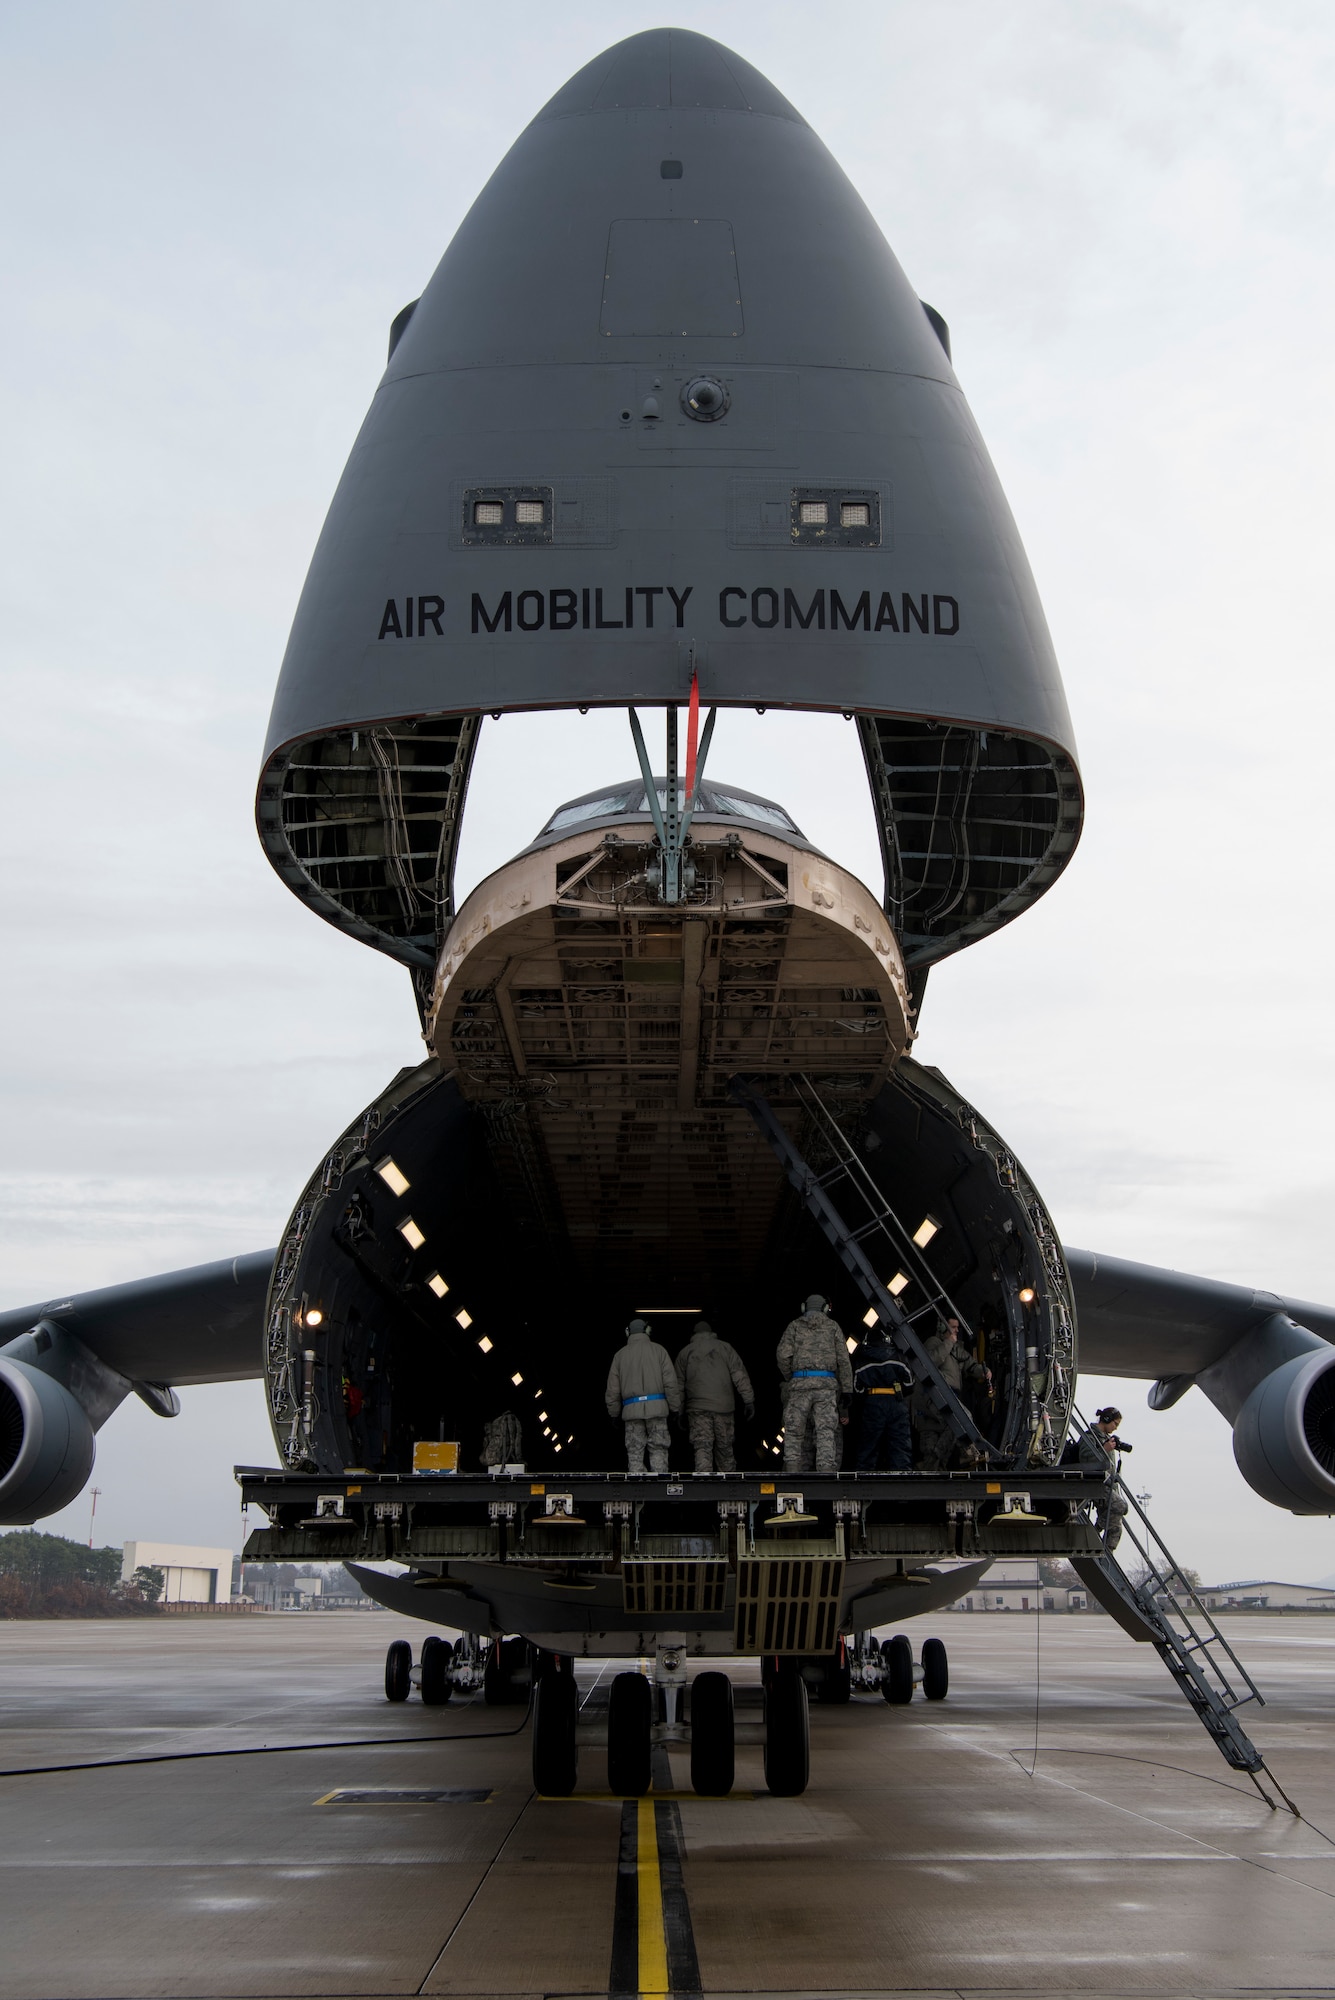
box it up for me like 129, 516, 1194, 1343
121, 1541, 233, 1604
1196, 1579, 1335, 1611
950, 1560, 1089, 1613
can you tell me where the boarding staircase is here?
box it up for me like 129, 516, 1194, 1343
734, 1072, 1299, 1809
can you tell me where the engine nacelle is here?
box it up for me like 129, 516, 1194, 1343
0, 1356, 96, 1525
1232, 1347, 1335, 1515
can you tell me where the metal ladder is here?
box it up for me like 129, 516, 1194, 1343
731, 1073, 991, 1457
1071, 1419, 1297, 1808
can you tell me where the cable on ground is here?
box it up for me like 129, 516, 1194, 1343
0, 1688, 534, 1779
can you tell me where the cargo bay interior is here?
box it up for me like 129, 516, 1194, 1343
262, 775, 1071, 1481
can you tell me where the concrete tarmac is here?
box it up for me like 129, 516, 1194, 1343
0, 1609, 1333, 1999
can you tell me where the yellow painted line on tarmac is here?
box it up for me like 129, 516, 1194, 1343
635, 1794, 669, 1999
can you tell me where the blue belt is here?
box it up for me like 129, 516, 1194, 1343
624, 1394, 666, 1404
792, 1370, 835, 1379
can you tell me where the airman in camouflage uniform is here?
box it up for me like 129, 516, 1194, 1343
777, 1294, 853, 1474
914, 1314, 990, 1470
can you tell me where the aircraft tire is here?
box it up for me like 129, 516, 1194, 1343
816, 1638, 852, 1704
921, 1636, 949, 1700
763, 1665, 810, 1796
881, 1634, 914, 1704
384, 1639, 412, 1702
532, 1668, 578, 1796
420, 1635, 454, 1705
607, 1671, 653, 1797
689, 1671, 735, 1796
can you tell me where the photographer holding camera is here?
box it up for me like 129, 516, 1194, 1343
1079, 1405, 1132, 1550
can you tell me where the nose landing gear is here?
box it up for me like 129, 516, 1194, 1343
532, 1665, 579, 1795
689, 1670, 735, 1796
607, 1670, 655, 1796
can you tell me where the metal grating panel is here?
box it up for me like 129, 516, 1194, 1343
407, 1525, 502, 1559
734, 1556, 844, 1653
862, 1525, 954, 1556
622, 1560, 730, 1616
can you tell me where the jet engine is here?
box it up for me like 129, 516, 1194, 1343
1232, 1346, 1335, 1515
0, 1356, 97, 1525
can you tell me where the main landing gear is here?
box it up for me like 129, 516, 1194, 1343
382, 1632, 492, 1705
385, 1635, 457, 1702
851, 1631, 950, 1704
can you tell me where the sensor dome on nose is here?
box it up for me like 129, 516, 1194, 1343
682, 375, 729, 422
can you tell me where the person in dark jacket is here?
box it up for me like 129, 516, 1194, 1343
851, 1319, 914, 1469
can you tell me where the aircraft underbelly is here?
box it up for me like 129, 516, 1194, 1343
346, 1553, 1002, 1642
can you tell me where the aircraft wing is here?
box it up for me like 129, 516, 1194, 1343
0, 1250, 276, 1524
0, 1251, 275, 1387
1067, 1247, 1335, 1380
1067, 1246, 1335, 1514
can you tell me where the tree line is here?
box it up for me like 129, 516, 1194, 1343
0, 1531, 165, 1617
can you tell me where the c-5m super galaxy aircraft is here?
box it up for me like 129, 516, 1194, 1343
3, 29, 1333, 1797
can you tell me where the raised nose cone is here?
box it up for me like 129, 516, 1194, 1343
535, 26, 805, 121
380, 26, 954, 380
260, 29, 1081, 974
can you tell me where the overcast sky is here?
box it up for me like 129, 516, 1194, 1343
2, 2, 1333, 1585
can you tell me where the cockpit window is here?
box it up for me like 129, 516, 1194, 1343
543, 789, 639, 834
705, 790, 798, 833
538, 781, 802, 842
